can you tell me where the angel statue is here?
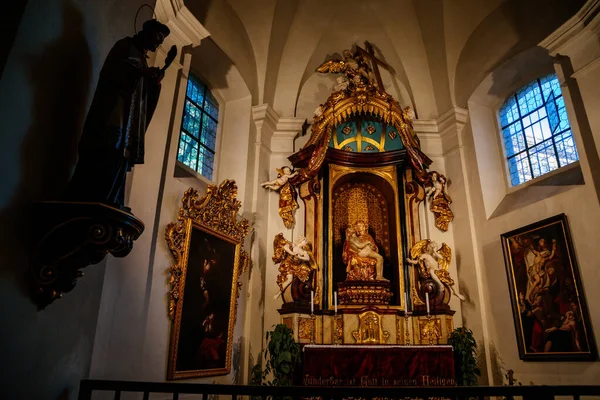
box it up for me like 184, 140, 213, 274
426, 171, 454, 232
406, 239, 465, 302
261, 166, 299, 229
272, 233, 318, 305
316, 48, 375, 87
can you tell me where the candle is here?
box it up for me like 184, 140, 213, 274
425, 292, 430, 315
311, 290, 314, 314
334, 292, 338, 314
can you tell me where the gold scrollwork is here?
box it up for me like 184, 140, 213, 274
419, 317, 442, 344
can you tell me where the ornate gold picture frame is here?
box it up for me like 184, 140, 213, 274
165, 180, 249, 379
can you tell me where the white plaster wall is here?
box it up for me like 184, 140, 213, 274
452, 20, 600, 382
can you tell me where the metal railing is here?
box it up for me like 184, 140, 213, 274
78, 379, 600, 400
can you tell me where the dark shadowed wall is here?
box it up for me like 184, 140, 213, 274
0, 1, 155, 399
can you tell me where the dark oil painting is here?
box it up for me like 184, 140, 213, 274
170, 224, 238, 378
501, 214, 597, 361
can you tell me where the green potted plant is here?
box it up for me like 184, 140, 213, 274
448, 327, 481, 386
251, 324, 301, 387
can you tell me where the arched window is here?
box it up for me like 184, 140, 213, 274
177, 73, 219, 180
499, 74, 578, 186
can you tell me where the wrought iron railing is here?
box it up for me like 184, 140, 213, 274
78, 379, 600, 400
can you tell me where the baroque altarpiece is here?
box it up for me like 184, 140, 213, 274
266, 43, 461, 348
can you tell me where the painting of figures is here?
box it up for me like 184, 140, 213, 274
501, 214, 596, 361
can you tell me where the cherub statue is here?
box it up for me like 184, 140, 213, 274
261, 166, 299, 229
406, 239, 465, 301
425, 171, 454, 232
272, 233, 318, 304
333, 75, 349, 92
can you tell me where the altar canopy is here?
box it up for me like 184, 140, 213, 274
303, 345, 455, 387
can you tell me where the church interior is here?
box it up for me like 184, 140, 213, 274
2, 0, 600, 399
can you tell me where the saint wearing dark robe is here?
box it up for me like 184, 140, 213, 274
65, 19, 177, 210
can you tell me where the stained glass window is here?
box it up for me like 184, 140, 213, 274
499, 74, 578, 186
177, 74, 219, 180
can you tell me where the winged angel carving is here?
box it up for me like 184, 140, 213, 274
316, 49, 375, 87
272, 233, 318, 304
406, 239, 465, 301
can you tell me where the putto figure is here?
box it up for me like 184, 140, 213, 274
407, 239, 465, 302
272, 233, 318, 304
65, 19, 177, 211
426, 171, 454, 232
261, 166, 299, 229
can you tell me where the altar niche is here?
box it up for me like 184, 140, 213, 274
327, 167, 406, 308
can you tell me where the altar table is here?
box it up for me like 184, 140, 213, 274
303, 345, 455, 387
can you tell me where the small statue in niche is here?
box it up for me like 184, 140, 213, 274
272, 233, 318, 304
64, 19, 178, 211
261, 166, 299, 229
426, 171, 454, 232
343, 221, 387, 281
406, 239, 465, 302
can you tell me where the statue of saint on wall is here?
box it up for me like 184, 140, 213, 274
64, 19, 177, 211
343, 221, 387, 282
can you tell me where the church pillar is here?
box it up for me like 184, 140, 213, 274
244, 104, 303, 381
414, 108, 493, 383
90, 1, 209, 380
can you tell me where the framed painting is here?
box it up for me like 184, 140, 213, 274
501, 214, 597, 361
165, 180, 249, 379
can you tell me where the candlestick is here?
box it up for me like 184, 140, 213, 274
310, 290, 314, 314
334, 291, 338, 314
425, 292, 430, 315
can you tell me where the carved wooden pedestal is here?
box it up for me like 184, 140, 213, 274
31, 201, 144, 309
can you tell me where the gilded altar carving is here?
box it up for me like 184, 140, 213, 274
272, 233, 319, 305
261, 166, 299, 229
299, 317, 315, 340
297, 43, 431, 185
352, 311, 390, 344
283, 317, 294, 332
419, 318, 442, 344
407, 240, 465, 306
426, 171, 454, 232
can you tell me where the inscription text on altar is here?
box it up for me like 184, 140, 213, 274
304, 375, 455, 387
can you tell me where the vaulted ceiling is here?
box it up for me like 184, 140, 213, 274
185, 0, 585, 120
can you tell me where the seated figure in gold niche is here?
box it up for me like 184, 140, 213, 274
343, 221, 387, 281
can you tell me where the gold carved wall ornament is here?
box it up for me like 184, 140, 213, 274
426, 171, 454, 232
164, 180, 249, 380
261, 166, 299, 229
419, 317, 442, 344
352, 311, 390, 344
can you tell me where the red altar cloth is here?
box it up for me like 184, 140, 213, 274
303, 345, 455, 387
